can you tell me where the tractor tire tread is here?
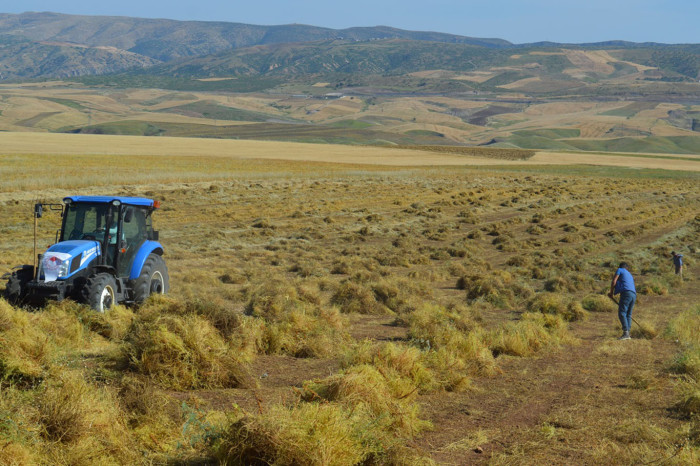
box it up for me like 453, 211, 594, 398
81, 273, 118, 312
133, 254, 169, 303
3, 266, 33, 305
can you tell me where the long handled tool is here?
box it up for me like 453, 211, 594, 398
609, 295, 657, 339
609, 295, 644, 328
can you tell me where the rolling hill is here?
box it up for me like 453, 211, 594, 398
0, 12, 697, 155
78, 39, 698, 106
0, 11, 509, 79
0, 12, 698, 82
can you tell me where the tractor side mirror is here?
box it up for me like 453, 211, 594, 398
151, 230, 159, 241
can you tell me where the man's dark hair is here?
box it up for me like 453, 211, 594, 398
619, 262, 629, 269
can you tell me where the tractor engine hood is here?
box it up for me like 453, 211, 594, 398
40, 240, 101, 282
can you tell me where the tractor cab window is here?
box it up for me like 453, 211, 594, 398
62, 202, 120, 267
62, 203, 117, 243
121, 207, 149, 243
117, 207, 150, 277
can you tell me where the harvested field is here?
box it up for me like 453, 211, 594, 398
1, 132, 697, 171
530, 151, 700, 171
601, 102, 659, 118
388, 145, 535, 160
562, 50, 615, 74
0, 134, 698, 464
499, 76, 541, 90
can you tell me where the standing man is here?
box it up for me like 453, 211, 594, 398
672, 251, 683, 278
609, 262, 636, 340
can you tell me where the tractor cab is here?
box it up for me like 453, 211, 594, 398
59, 196, 159, 277
4, 196, 169, 312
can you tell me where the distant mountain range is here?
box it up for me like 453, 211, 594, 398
0, 11, 510, 79
142, 38, 699, 83
0, 11, 698, 82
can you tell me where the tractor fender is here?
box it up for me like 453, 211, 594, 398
129, 241, 164, 280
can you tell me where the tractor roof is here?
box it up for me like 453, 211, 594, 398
64, 196, 159, 208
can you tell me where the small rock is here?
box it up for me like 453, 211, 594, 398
474, 446, 483, 454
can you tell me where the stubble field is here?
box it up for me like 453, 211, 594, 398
0, 138, 698, 464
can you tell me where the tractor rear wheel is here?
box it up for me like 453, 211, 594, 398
3, 266, 34, 305
133, 254, 169, 304
82, 273, 117, 312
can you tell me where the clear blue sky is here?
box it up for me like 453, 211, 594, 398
5, 1, 699, 44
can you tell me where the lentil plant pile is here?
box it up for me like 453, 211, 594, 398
0, 157, 698, 464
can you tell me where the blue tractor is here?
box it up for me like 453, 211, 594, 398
3, 196, 169, 312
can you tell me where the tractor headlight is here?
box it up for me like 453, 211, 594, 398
41, 252, 72, 282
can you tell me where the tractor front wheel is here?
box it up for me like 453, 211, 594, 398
82, 273, 117, 312
133, 254, 169, 304
3, 266, 34, 305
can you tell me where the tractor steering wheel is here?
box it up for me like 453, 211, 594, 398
82, 228, 104, 241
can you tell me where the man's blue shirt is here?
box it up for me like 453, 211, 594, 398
614, 268, 636, 294
674, 254, 683, 266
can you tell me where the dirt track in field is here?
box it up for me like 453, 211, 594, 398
415, 289, 695, 464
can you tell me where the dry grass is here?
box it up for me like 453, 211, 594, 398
216, 401, 430, 465
0, 137, 697, 463
406, 303, 496, 380
488, 313, 575, 357
38, 371, 119, 442
669, 306, 700, 421
302, 363, 431, 436
244, 280, 351, 356
582, 294, 617, 312
0, 300, 55, 382
122, 308, 253, 390
331, 281, 390, 315
528, 292, 588, 322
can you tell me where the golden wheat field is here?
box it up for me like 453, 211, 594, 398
0, 136, 699, 464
